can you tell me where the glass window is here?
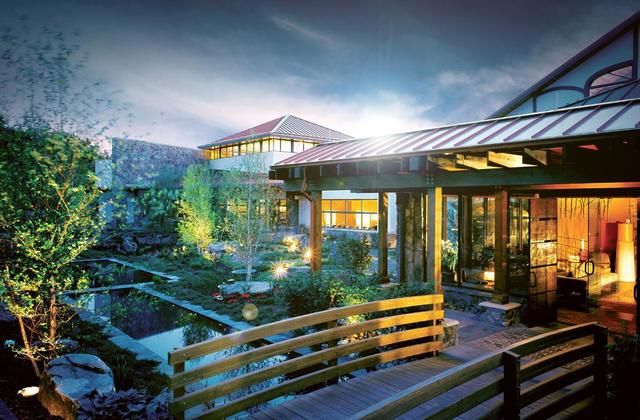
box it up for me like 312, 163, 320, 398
271, 138, 278, 151
589, 65, 632, 96
240, 143, 247, 155
280, 139, 292, 153
293, 141, 304, 153
321, 199, 379, 230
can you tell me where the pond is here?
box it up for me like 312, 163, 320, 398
71, 288, 289, 417
75, 259, 172, 288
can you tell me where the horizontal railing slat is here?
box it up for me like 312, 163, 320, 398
170, 310, 443, 389
427, 377, 503, 420
170, 325, 443, 412
520, 342, 594, 382
519, 362, 594, 407
351, 351, 504, 419
522, 380, 594, 420
506, 322, 596, 357
169, 294, 443, 365
198, 341, 443, 419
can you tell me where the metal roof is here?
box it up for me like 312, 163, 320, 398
275, 98, 640, 168
198, 115, 353, 149
563, 79, 640, 108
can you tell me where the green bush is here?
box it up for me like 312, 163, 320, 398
337, 236, 372, 275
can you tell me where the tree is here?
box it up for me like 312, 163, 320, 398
177, 164, 216, 254
219, 154, 276, 282
0, 122, 102, 375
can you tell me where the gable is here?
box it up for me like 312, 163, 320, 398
492, 12, 640, 118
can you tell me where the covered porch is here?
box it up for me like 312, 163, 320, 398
271, 98, 640, 329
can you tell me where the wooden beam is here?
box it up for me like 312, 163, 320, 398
310, 191, 322, 273
523, 148, 548, 166
377, 192, 389, 283
487, 150, 525, 168
455, 154, 499, 170
396, 193, 408, 284
283, 163, 640, 192
493, 189, 508, 304
426, 187, 443, 293
428, 155, 461, 171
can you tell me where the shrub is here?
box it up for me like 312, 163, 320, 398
277, 273, 340, 318
337, 236, 372, 275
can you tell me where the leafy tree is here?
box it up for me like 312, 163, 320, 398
337, 236, 373, 276
219, 154, 276, 281
0, 122, 102, 375
177, 164, 216, 254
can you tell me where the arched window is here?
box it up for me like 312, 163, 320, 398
587, 63, 633, 96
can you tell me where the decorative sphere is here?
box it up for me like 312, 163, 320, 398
242, 303, 259, 321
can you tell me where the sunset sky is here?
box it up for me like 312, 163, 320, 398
1, 0, 638, 148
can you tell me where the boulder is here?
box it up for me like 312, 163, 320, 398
117, 236, 138, 254
208, 242, 227, 254
38, 353, 115, 420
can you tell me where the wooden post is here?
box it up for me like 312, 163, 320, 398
427, 187, 443, 293
378, 192, 389, 283
493, 189, 509, 304
503, 351, 521, 420
310, 191, 322, 273
593, 324, 608, 419
173, 362, 186, 420
286, 193, 299, 228
396, 193, 408, 283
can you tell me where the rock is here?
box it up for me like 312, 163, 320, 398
220, 281, 272, 296
117, 236, 138, 254
58, 338, 80, 352
208, 242, 227, 254
38, 353, 115, 420
0, 303, 17, 326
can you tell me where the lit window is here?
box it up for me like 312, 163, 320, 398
321, 199, 379, 230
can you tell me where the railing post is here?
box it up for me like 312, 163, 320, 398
503, 351, 521, 420
593, 324, 608, 419
173, 362, 186, 420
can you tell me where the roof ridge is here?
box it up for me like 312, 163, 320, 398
272, 115, 289, 132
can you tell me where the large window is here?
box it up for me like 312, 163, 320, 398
322, 199, 378, 230
587, 64, 633, 96
205, 137, 318, 160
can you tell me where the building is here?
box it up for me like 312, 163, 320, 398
199, 114, 398, 236
271, 12, 640, 331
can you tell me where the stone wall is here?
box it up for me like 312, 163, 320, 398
111, 138, 204, 188
396, 192, 425, 283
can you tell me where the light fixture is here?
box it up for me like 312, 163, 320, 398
616, 220, 636, 282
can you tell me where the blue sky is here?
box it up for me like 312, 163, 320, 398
0, 0, 638, 148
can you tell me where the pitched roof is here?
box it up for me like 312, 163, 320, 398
275, 97, 640, 167
198, 115, 353, 149
489, 11, 640, 118
563, 79, 640, 108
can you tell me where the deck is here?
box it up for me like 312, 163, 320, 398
250, 339, 594, 420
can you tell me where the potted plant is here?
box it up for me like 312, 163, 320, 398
441, 240, 459, 283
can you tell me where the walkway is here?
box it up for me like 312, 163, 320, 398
250, 313, 595, 419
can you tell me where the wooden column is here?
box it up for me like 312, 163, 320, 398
493, 189, 509, 303
377, 192, 389, 283
310, 191, 322, 273
286, 193, 299, 228
426, 187, 443, 293
396, 193, 408, 284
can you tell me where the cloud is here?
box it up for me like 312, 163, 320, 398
271, 16, 342, 51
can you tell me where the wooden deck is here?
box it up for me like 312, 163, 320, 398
250, 340, 595, 420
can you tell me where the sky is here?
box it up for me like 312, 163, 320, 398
0, 0, 638, 148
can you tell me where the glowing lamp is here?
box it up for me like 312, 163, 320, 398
483, 271, 495, 282
616, 221, 636, 282
303, 247, 313, 263
271, 261, 288, 279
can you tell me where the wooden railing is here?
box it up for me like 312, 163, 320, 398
352, 322, 608, 420
168, 294, 444, 419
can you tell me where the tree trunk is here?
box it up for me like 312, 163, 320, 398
49, 285, 57, 349
16, 314, 41, 377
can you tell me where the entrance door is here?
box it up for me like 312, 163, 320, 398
528, 198, 558, 325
